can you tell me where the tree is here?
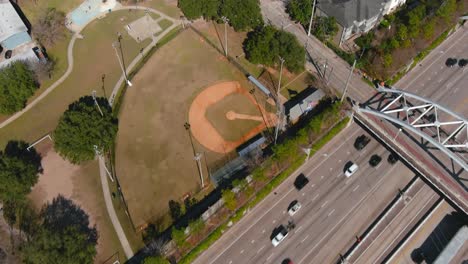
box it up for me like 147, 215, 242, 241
32, 8, 66, 47
423, 20, 436, 39
29, 58, 56, 83
53, 96, 118, 164
252, 167, 267, 182
221, 189, 237, 211
220, 0, 263, 31
0, 141, 42, 202
436, 0, 457, 22
143, 256, 170, 264
286, 0, 312, 26
168, 200, 182, 221
244, 26, 305, 73
22, 196, 98, 264
188, 218, 205, 238
178, 0, 203, 20
184, 197, 197, 211
383, 53, 393, 68
0, 61, 38, 114
313, 16, 338, 41
396, 25, 408, 42
171, 227, 188, 249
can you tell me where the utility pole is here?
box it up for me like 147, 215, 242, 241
341, 59, 356, 102
275, 57, 285, 145
92, 90, 104, 116
194, 153, 204, 188
307, 0, 317, 37
112, 40, 132, 87
221, 16, 229, 57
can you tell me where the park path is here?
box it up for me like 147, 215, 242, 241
97, 155, 133, 258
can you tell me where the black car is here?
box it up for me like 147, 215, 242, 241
445, 58, 457, 67
354, 135, 371, 150
294, 173, 309, 190
388, 153, 398, 164
369, 154, 382, 167
5, 50, 12, 59
459, 59, 467, 68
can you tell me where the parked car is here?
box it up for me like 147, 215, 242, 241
459, 59, 467, 68
271, 225, 288, 247
288, 200, 302, 216
345, 162, 359, 177
294, 174, 309, 190
5, 50, 12, 59
354, 135, 371, 150
281, 258, 293, 264
445, 58, 458, 67
369, 154, 382, 167
388, 153, 398, 164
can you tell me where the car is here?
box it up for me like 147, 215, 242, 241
445, 58, 457, 67
288, 200, 302, 216
5, 50, 12, 59
459, 59, 467, 68
345, 162, 359, 177
388, 153, 398, 164
271, 225, 288, 247
369, 154, 382, 167
294, 173, 309, 190
281, 258, 293, 264
354, 135, 371, 150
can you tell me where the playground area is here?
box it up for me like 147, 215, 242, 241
115, 29, 276, 229
68, 0, 118, 29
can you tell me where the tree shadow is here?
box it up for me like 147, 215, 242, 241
4, 140, 43, 174
41, 195, 97, 244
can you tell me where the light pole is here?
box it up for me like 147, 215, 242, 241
221, 16, 229, 57
92, 90, 104, 116
275, 57, 285, 145
112, 41, 132, 87
307, 0, 317, 37
194, 152, 204, 188
341, 59, 356, 102
393, 128, 403, 141
250, 88, 274, 141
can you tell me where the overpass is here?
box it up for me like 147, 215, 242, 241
351, 87, 468, 214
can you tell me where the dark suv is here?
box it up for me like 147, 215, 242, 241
445, 58, 458, 67
459, 59, 467, 68
294, 174, 309, 190
369, 155, 382, 167
354, 135, 371, 150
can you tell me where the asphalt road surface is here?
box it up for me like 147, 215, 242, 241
193, 123, 416, 264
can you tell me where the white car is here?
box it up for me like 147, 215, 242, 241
345, 162, 359, 177
271, 226, 288, 247
288, 201, 302, 216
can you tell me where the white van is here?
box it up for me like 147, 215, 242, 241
345, 162, 359, 177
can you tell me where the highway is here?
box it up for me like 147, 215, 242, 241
193, 123, 416, 264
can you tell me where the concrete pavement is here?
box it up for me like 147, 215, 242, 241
193, 123, 415, 264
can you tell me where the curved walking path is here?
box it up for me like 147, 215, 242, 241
0, 4, 180, 259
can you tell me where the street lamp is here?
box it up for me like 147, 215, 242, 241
307, 0, 317, 37
184, 122, 205, 188
112, 41, 132, 87
221, 16, 229, 57
92, 90, 104, 116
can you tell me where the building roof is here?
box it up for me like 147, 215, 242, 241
317, 0, 386, 28
0, 0, 28, 44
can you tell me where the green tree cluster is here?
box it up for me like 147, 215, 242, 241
436, 0, 457, 22
312, 16, 339, 41
54, 96, 118, 164
22, 196, 98, 264
286, 0, 312, 25
243, 26, 305, 73
221, 189, 237, 211
143, 256, 170, 264
171, 227, 189, 249
178, 0, 263, 31
0, 61, 38, 114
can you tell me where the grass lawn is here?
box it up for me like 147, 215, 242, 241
115, 29, 264, 229
0, 10, 151, 149
137, 0, 181, 19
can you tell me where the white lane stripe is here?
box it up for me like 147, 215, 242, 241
321, 201, 329, 208
328, 209, 335, 217
257, 246, 265, 254
312, 194, 319, 201
295, 226, 303, 234
267, 254, 274, 261
352, 185, 360, 192
301, 235, 310, 243
240, 249, 244, 254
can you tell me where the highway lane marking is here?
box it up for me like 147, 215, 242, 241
301, 235, 310, 243
339, 159, 342, 162
302, 192, 305, 196
206, 188, 295, 264
266, 254, 273, 261
352, 185, 360, 192
240, 249, 244, 254
257, 246, 265, 254
251, 240, 255, 244
321, 201, 329, 208
262, 229, 265, 234
312, 194, 319, 201
320, 176, 324, 180
295, 226, 303, 233
311, 184, 315, 188
329, 167, 333, 171
347, 151, 350, 154
273, 220, 276, 224
336, 173, 341, 178
328, 209, 335, 217
229, 261, 232, 264
283, 210, 286, 214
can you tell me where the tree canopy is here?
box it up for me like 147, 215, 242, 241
53, 96, 118, 164
0, 61, 38, 114
312, 16, 338, 41
0, 141, 42, 202
22, 196, 98, 264
143, 256, 170, 264
243, 26, 305, 73
32, 8, 66, 47
178, 0, 263, 31
286, 0, 312, 26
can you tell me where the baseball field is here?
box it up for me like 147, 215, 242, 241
115, 29, 276, 228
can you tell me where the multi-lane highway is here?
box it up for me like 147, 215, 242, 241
193, 123, 416, 264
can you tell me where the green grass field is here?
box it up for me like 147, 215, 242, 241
114, 29, 271, 229
0, 10, 153, 148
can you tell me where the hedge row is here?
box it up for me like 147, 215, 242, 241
178, 116, 350, 263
